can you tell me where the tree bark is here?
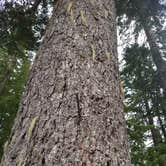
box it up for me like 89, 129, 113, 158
1, 0, 130, 165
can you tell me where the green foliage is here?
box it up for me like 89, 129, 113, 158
121, 44, 166, 165
117, 0, 166, 165
145, 144, 166, 165
0, 52, 30, 158
116, 0, 164, 18
116, 0, 166, 51
0, 0, 52, 159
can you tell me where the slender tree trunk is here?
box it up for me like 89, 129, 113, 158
1, 0, 130, 165
157, 113, 166, 142
141, 17, 166, 96
161, 102, 166, 127
144, 100, 162, 146
152, 97, 166, 141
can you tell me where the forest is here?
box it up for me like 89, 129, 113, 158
0, 0, 166, 165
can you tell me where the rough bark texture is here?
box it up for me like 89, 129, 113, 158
2, 0, 130, 165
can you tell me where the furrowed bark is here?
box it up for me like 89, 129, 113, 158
2, 0, 130, 165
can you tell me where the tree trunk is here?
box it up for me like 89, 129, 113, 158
1, 0, 130, 165
152, 96, 166, 142
144, 100, 163, 146
141, 17, 166, 96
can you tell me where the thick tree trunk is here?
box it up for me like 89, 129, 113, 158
1, 0, 130, 165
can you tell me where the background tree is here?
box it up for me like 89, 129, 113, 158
116, 0, 166, 94
121, 45, 166, 165
116, 0, 166, 164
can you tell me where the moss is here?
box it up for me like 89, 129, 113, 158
70, 9, 75, 23
3, 141, 8, 152
28, 117, 38, 140
80, 10, 87, 25
104, 10, 109, 18
67, 1, 75, 23
106, 52, 112, 61
67, 1, 73, 14
17, 157, 23, 166
91, 44, 96, 61
120, 81, 124, 96
11, 133, 16, 143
